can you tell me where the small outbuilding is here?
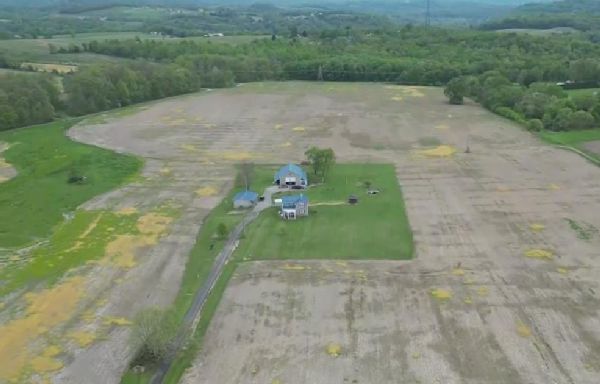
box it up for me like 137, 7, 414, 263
274, 163, 308, 188
233, 190, 258, 209
280, 194, 309, 220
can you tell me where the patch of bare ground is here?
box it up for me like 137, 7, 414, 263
176, 83, 599, 384
0, 142, 16, 183
582, 140, 600, 156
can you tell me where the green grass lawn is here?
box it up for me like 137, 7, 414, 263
0, 119, 141, 247
539, 129, 600, 164
539, 129, 600, 146
237, 164, 413, 260
567, 88, 600, 98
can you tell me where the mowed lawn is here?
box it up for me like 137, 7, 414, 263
235, 164, 413, 260
539, 128, 600, 163
567, 88, 600, 98
0, 120, 141, 247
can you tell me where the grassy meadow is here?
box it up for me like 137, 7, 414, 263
539, 128, 600, 163
567, 88, 600, 98
0, 120, 141, 247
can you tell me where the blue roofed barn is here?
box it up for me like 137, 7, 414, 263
233, 190, 258, 209
274, 164, 308, 188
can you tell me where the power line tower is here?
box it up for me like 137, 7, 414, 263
425, 0, 431, 26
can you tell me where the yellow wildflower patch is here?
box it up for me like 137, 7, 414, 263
516, 322, 532, 338
431, 288, 452, 300
102, 213, 173, 268
69, 331, 96, 347
0, 277, 84, 381
418, 145, 457, 158
281, 263, 309, 270
196, 186, 218, 197
326, 343, 342, 357
103, 316, 133, 326
524, 249, 553, 260
529, 223, 545, 232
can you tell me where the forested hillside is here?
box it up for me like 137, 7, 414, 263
481, 0, 600, 31
0, 4, 393, 39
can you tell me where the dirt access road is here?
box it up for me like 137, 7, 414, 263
172, 83, 600, 384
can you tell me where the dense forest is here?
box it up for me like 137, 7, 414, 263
79, 27, 600, 85
0, 75, 60, 129
445, 71, 600, 132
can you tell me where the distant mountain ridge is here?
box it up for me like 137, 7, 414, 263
517, 0, 600, 14
481, 0, 600, 31
0, 0, 555, 9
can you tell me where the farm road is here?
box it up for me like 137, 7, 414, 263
150, 186, 277, 384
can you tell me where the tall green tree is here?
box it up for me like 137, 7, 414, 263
444, 77, 468, 105
305, 147, 336, 182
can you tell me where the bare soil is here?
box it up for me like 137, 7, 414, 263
180, 83, 599, 384
0, 142, 16, 183
52, 82, 600, 383
582, 140, 600, 156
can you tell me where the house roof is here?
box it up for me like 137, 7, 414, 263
274, 163, 307, 181
281, 194, 309, 206
234, 190, 258, 202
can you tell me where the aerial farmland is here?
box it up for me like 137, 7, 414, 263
0, 82, 598, 383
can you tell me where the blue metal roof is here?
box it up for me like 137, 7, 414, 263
234, 190, 258, 202
281, 194, 309, 207
274, 163, 307, 182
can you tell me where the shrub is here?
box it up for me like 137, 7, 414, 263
528, 119, 544, 132
130, 309, 181, 366
495, 106, 526, 124
567, 110, 596, 131
216, 223, 228, 239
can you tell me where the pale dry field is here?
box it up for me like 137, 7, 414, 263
55, 82, 600, 384
582, 140, 600, 157
0, 142, 16, 183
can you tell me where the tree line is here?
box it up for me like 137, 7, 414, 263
445, 71, 600, 132
0, 75, 60, 130
77, 26, 600, 86
4, 26, 600, 131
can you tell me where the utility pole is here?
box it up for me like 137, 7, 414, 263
426, 0, 431, 26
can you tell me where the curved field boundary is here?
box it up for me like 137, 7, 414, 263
554, 145, 600, 166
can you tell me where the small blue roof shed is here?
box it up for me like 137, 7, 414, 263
234, 190, 259, 202
233, 190, 258, 208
